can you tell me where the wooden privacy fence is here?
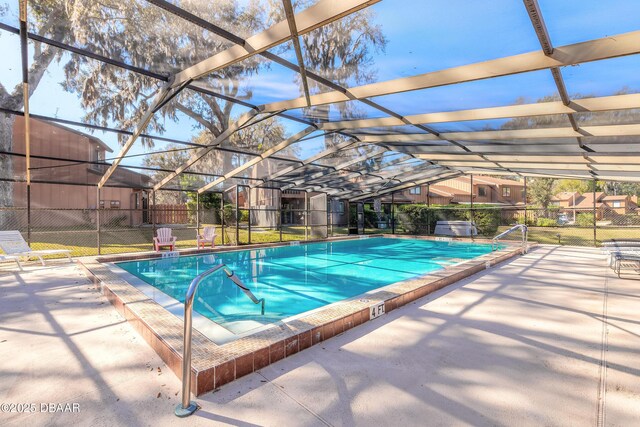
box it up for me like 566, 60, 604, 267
152, 204, 189, 224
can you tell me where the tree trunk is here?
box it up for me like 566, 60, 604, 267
0, 113, 17, 228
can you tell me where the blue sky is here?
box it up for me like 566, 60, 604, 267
1, 0, 639, 169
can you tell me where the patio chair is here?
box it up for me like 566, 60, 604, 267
0, 230, 73, 271
197, 226, 217, 249
611, 252, 640, 278
153, 228, 177, 252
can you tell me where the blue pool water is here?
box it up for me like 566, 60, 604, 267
116, 237, 496, 335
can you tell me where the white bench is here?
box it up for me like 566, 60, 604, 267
434, 221, 478, 237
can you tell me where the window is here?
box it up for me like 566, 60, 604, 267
90, 146, 105, 171
477, 187, 487, 197
335, 201, 345, 213
110, 200, 121, 209
502, 187, 511, 197
409, 186, 421, 195
612, 201, 622, 208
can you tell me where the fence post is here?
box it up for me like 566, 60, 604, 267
470, 174, 474, 227
96, 187, 101, 255
20, 1, 32, 245
26, 183, 31, 245
196, 192, 200, 233
235, 185, 240, 245
523, 176, 528, 224
279, 189, 283, 242
304, 191, 309, 241
327, 196, 331, 238
152, 190, 157, 235
426, 184, 431, 235
247, 186, 251, 245
593, 179, 597, 247
220, 192, 225, 246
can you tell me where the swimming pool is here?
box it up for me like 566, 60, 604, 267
115, 237, 497, 340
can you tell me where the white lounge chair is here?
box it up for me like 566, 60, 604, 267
0, 230, 72, 271
197, 226, 217, 249
154, 227, 177, 251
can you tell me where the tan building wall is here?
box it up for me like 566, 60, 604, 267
10, 117, 147, 227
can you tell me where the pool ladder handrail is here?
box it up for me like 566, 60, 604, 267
492, 224, 528, 254
175, 264, 265, 418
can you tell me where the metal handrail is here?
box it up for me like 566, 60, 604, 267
492, 224, 528, 254
174, 264, 265, 417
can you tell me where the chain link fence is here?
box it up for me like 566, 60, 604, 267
2, 179, 640, 261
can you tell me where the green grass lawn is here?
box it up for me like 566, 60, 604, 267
495, 225, 640, 246
16, 223, 640, 260
25, 224, 320, 257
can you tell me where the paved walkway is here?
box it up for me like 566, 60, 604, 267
0, 246, 638, 426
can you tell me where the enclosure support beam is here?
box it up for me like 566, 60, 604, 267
19, 0, 31, 243
326, 165, 443, 199
316, 159, 423, 194
197, 126, 317, 194
98, 83, 180, 189
361, 124, 640, 143
282, 0, 312, 106
261, 30, 640, 112
280, 148, 388, 190
320, 93, 640, 131
155, 110, 260, 191
250, 138, 358, 188
349, 171, 463, 202
169, 0, 379, 87
523, 0, 592, 158
336, 167, 448, 200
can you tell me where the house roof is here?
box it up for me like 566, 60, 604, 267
33, 117, 114, 153
457, 176, 524, 187
551, 191, 581, 201
571, 192, 605, 209
428, 184, 467, 197
602, 195, 628, 201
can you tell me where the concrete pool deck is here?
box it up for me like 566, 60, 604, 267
0, 245, 638, 426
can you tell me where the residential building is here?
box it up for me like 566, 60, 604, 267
403, 175, 525, 205
552, 191, 638, 220
11, 116, 151, 226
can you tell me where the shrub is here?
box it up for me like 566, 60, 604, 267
470, 209, 501, 235
576, 212, 595, 227
614, 214, 640, 226
222, 205, 249, 224
396, 204, 500, 236
397, 204, 432, 234
536, 218, 558, 227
